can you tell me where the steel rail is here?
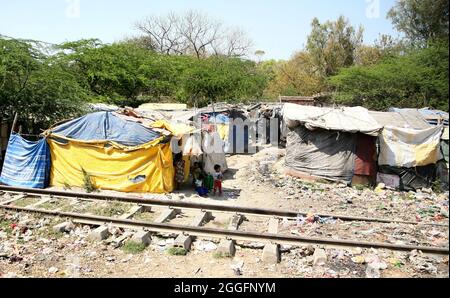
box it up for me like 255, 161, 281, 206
0, 185, 447, 227
0, 204, 448, 255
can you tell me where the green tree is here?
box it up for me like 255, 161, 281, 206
57, 40, 180, 107
306, 16, 363, 77
264, 52, 325, 98
388, 0, 449, 46
0, 37, 87, 133
179, 56, 268, 106
329, 41, 448, 111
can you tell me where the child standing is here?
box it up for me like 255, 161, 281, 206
173, 153, 185, 190
212, 164, 223, 196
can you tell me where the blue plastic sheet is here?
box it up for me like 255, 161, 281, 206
0, 133, 51, 189
205, 113, 230, 124
50, 112, 161, 146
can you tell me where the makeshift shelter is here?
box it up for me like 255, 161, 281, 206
45, 112, 175, 193
370, 110, 444, 191
0, 133, 51, 188
388, 108, 449, 126
283, 104, 382, 184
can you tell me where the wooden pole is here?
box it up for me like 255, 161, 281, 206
10, 113, 18, 135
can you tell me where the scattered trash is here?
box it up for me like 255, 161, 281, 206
48, 267, 59, 274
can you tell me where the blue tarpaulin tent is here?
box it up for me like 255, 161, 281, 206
0, 133, 51, 188
49, 112, 161, 147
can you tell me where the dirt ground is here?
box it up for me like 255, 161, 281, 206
1, 147, 449, 278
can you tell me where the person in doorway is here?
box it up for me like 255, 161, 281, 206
213, 164, 223, 196
174, 153, 185, 190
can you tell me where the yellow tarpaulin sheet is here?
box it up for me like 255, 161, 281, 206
217, 124, 229, 141
378, 125, 443, 167
151, 120, 195, 138
48, 139, 174, 193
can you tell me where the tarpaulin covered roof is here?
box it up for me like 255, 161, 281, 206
369, 110, 431, 130
48, 112, 161, 147
389, 108, 449, 126
282, 103, 382, 136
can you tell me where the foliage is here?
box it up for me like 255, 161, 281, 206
264, 52, 326, 98
306, 16, 363, 77
388, 0, 449, 46
179, 56, 268, 106
122, 241, 147, 254
329, 41, 449, 111
55, 40, 268, 107
266, 16, 364, 98
167, 247, 187, 256
0, 37, 87, 133
81, 167, 98, 193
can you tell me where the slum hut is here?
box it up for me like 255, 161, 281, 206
369, 110, 444, 191
282, 103, 382, 185
158, 107, 229, 179
44, 111, 175, 193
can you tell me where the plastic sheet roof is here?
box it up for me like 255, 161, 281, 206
48, 112, 161, 146
282, 103, 382, 136
369, 110, 431, 130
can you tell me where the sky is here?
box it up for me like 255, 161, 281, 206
0, 0, 401, 60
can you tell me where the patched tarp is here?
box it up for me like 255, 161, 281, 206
283, 103, 382, 136
285, 126, 357, 183
48, 112, 161, 147
378, 125, 443, 167
48, 139, 174, 193
46, 111, 174, 193
0, 133, 50, 188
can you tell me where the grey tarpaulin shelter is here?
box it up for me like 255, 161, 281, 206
282, 104, 382, 184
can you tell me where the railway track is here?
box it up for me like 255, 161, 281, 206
0, 185, 449, 257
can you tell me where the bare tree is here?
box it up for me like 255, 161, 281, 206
135, 12, 184, 55
135, 10, 253, 58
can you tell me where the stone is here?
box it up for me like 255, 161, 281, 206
262, 243, 280, 264
365, 263, 381, 278
217, 240, 236, 256
88, 225, 110, 241
48, 267, 59, 274
313, 248, 327, 266
131, 230, 151, 247
351, 255, 366, 264
305, 245, 315, 256
53, 222, 74, 233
